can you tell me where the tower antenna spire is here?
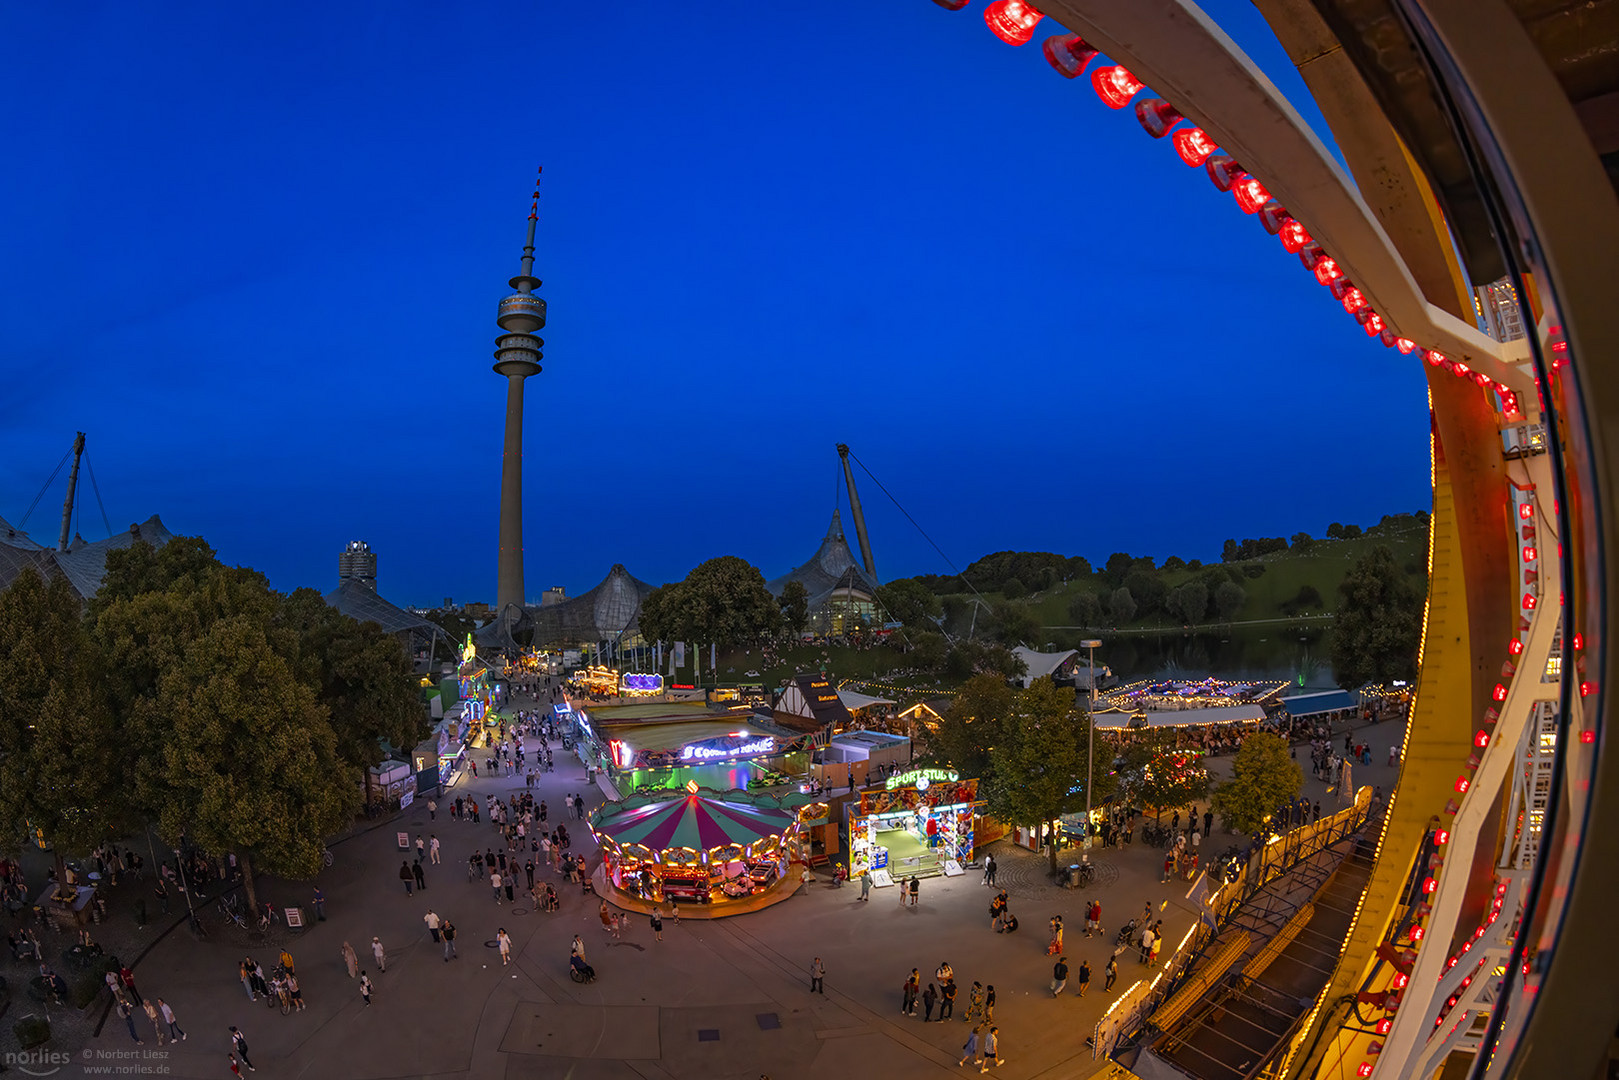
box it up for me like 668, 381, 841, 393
517, 166, 541, 291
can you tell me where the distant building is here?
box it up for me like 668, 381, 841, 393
463, 601, 493, 621
0, 514, 175, 601
766, 510, 879, 634
1475, 278, 1526, 342
541, 586, 567, 607
338, 540, 377, 588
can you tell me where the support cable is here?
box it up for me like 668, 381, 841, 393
18, 449, 71, 530
85, 452, 113, 539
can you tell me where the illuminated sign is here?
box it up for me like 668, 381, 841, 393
886, 767, 959, 791
671, 684, 696, 690
680, 736, 776, 761
461, 634, 476, 664
621, 673, 663, 693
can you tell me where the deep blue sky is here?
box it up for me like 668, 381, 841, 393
0, 1, 1431, 607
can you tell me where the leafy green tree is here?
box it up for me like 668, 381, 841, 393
659, 557, 781, 649
1116, 742, 1211, 823
1332, 545, 1422, 687
1170, 581, 1209, 624
0, 570, 129, 884
636, 583, 681, 647
1067, 591, 1101, 626
1064, 556, 1093, 581
1108, 587, 1136, 623
153, 616, 357, 913
1214, 580, 1246, 621
1342, 524, 1363, 539
991, 601, 1040, 647
276, 588, 428, 789
1326, 523, 1345, 539
1124, 570, 1167, 616
1211, 733, 1303, 836
874, 579, 936, 629
1001, 577, 1027, 600
920, 673, 1013, 782
1290, 532, 1315, 553
778, 580, 810, 636
989, 678, 1115, 873
1103, 553, 1136, 585
1160, 555, 1187, 573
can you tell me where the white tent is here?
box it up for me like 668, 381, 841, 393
1011, 647, 1079, 688
1092, 703, 1266, 729
837, 688, 897, 712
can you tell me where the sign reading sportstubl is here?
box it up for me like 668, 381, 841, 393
886, 767, 959, 791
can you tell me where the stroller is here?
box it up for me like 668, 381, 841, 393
1115, 918, 1140, 948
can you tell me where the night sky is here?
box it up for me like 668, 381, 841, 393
0, 1, 1432, 608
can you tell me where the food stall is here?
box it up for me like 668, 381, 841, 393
588, 783, 814, 913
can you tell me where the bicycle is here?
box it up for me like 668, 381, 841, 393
1074, 863, 1096, 889
218, 898, 247, 930
322, 847, 335, 868
257, 903, 275, 934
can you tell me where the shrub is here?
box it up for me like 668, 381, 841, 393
1242, 563, 1266, 579
14, 1015, 49, 1049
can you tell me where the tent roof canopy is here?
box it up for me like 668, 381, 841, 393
1279, 690, 1358, 717
591, 787, 812, 853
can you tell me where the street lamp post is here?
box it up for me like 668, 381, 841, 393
1080, 639, 1103, 848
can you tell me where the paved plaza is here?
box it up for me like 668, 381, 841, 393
54, 695, 1404, 1080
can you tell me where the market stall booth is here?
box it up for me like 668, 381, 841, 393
846, 768, 981, 884
589, 783, 815, 916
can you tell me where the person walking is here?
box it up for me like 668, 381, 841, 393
650, 909, 663, 941
341, 941, 359, 978
497, 928, 512, 965
981, 854, 995, 886
1104, 956, 1118, 991
311, 885, 326, 922
429, 835, 441, 864
810, 957, 825, 994
424, 910, 441, 942
416, 834, 426, 861
980, 1026, 1003, 1072
120, 964, 143, 1006
860, 872, 872, 901
491, 869, 503, 904
428, 798, 437, 821
371, 936, 387, 972
1051, 956, 1069, 996
239, 960, 257, 1002
117, 1000, 144, 1044
1139, 924, 1156, 964
1077, 959, 1092, 997
958, 1026, 983, 1068
413, 859, 427, 892
898, 876, 909, 907
984, 984, 996, 1021
442, 919, 458, 961
229, 1026, 256, 1071
909, 876, 919, 907
142, 998, 166, 1044
358, 972, 373, 1006
902, 969, 919, 1015
157, 998, 186, 1041
399, 861, 414, 895
922, 983, 938, 1022
964, 981, 985, 1023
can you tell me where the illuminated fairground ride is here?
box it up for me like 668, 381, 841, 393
922, 3, 1615, 1080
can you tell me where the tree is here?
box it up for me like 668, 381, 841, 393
153, 616, 358, 913
989, 679, 1115, 873
1214, 580, 1246, 621
1124, 570, 1167, 617
669, 556, 781, 648
1116, 742, 1211, 823
1342, 524, 1363, 539
920, 673, 1013, 782
1170, 581, 1209, 624
0, 570, 129, 885
423, 607, 478, 658
1211, 733, 1303, 836
1160, 555, 1187, 573
1067, 591, 1101, 626
1332, 545, 1422, 687
1064, 555, 1093, 580
636, 583, 681, 646
874, 579, 939, 628
1108, 587, 1137, 623
991, 601, 1041, 647
1290, 532, 1315, 553
778, 580, 810, 636
1001, 577, 1027, 600
1325, 522, 1345, 539
1103, 553, 1136, 585
275, 589, 429, 793
1222, 539, 1241, 562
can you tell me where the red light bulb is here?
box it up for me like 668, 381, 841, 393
1519, 503, 1534, 520
1358, 1064, 1374, 1078
1475, 731, 1489, 748
1581, 680, 1597, 697
1042, 33, 1098, 78
1206, 155, 1243, 191
1492, 683, 1508, 702
1134, 97, 1182, 138
1395, 338, 1416, 353
1581, 730, 1596, 744
1314, 257, 1342, 285
1455, 777, 1470, 793
933, 0, 970, 8
1361, 312, 1384, 336
1435, 829, 1450, 844
1522, 593, 1537, 610
1394, 971, 1411, 987
1091, 65, 1144, 108
1341, 287, 1367, 314
1233, 176, 1271, 214
1522, 546, 1537, 562
1259, 202, 1290, 235
1423, 877, 1437, 893
1172, 126, 1217, 167
1411, 927, 1425, 942
1424, 349, 1446, 366
1508, 638, 1524, 654
1573, 633, 1584, 650
984, 0, 1043, 45
1278, 219, 1311, 254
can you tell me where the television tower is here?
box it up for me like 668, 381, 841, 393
492, 168, 546, 629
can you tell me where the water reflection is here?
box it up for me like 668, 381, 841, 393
1097, 623, 1333, 685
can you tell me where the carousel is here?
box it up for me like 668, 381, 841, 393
588, 782, 818, 915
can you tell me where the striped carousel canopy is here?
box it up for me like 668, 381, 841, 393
592, 788, 801, 852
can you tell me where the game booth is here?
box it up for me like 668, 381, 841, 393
846, 768, 981, 885
589, 783, 819, 916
